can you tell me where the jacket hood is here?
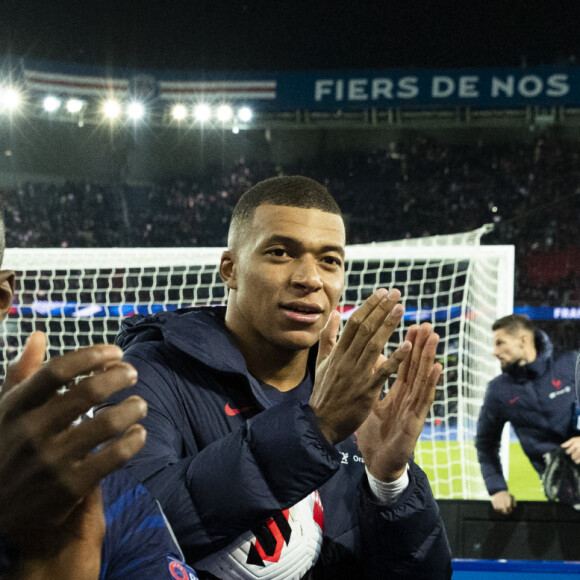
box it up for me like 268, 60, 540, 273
116, 306, 319, 377
116, 307, 249, 374
505, 329, 553, 381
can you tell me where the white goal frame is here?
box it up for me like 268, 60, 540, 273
1, 230, 514, 499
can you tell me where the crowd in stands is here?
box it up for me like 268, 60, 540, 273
3, 136, 579, 319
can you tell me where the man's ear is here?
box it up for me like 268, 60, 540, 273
0, 270, 15, 323
219, 251, 237, 290
528, 330, 537, 346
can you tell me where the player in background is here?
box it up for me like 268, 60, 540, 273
105, 175, 452, 579
0, 203, 198, 579
476, 314, 580, 514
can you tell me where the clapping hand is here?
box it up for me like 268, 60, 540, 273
357, 323, 442, 482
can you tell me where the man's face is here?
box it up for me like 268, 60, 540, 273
493, 328, 526, 369
223, 204, 345, 352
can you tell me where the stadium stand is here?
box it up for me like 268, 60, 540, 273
4, 135, 578, 323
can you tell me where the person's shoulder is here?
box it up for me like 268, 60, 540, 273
553, 349, 579, 367
100, 469, 146, 509
100, 470, 173, 549
481, 374, 510, 409
549, 350, 579, 384
123, 338, 169, 365
100, 471, 200, 579
487, 372, 509, 391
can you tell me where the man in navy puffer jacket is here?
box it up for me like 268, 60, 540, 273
106, 175, 452, 579
476, 314, 579, 514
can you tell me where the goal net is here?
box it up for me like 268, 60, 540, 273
0, 225, 514, 499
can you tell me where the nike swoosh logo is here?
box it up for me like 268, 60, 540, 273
224, 403, 252, 416
509, 397, 519, 404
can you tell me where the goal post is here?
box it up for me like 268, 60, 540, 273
343, 236, 514, 499
0, 227, 514, 499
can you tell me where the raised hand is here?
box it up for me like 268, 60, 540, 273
3, 331, 47, 386
562, 436, 580, 464
0, 332, 147, 552
357, 323, 443, 482
310, 288, 411, 445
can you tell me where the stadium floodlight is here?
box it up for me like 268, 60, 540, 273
127, 101, 145, 120
238, 107, 252, 123
193, 103, 212, 123
103, 99, 121, 119
66, 98, 84, 114
171, 104, 187, 121
216, 104, 233, 122
43, 96, 62, 113
1, 87, 21, 111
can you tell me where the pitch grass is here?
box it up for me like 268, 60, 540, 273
417, 441, 546, 500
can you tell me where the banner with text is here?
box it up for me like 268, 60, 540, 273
20, 59, 580, 112
275, 66, 579, 111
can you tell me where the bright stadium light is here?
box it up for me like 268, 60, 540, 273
238, 107, 252, 122
1, 87, 21, 111
43, 95, 62, 112
66, 98, 84, 113
171, 104, 187, 121
216, 104, 233, 122
127, 101, 145, 120
193, 103, 211, 123
103, 99, 121, 119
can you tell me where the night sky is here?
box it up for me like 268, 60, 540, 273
1, 0, 579, 72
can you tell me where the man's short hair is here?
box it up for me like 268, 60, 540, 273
228, 176, 342, 248
492, 314, 535, 335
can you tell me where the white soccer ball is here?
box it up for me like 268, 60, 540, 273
194, 491, 324, 580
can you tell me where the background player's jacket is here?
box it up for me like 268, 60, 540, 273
107, 307, 452, 579
101, 469, 198, 579
476, 330, 579, 495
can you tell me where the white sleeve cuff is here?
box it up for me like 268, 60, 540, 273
365, 464, 410, 504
